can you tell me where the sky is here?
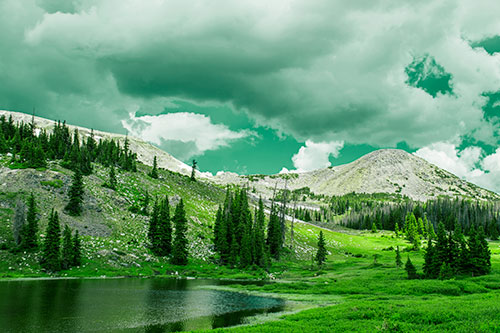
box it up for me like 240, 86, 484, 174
1, 0, 500, 192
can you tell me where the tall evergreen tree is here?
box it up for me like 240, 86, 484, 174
22, 193, 38, 250
61, 225, 73, 270
149, 156, 158, 179
315, 231, 327, 267
252, 198, 266, 267
423, 240, 438, 278
171, 199, 188, 265
65, 169, 84, 216
405, 256, 418, 279
106, 166, 117, 190
72, 230, 82, 267
267, 208, 282, 260
156, 196, 172, 256
148, 199, 160, 250
395, 246, 402, 268
42, 210, 61, 272
190, 159, 197, 181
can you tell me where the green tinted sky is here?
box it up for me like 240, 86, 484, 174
1, 1, 500, 191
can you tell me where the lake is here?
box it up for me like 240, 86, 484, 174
0, 278, 285, 332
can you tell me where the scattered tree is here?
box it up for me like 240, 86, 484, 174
315, 231, 327, 267
65, 169, 84, 216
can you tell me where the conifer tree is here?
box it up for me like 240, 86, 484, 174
423, 240, 438, 278
405, 256, 418, 279
240, 213, 253, 268
267, 208, 282, 260
252, 198, 266, 267
61, 225, 73, 270
394, 222, 400, 238
315, 231, 327, 268
148, 199, 160, 250
106, 166, 117, 190
438, 262, 453, 280
72, 230, 81, 266
190, 159, 197, 181
22, 193, 38, 250
171, 199, 188, 265
42, 210, 61, 272
395, 246, 402, 268
65, 169, 84, 216
371, 222, 377, 233
156, 196, 172, 256
213, 206, 223, 252
149, 156, 158, 179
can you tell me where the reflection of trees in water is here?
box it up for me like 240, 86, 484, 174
39, 279, 82, 331
143, 278, 186, 332
0, 280, 37, 332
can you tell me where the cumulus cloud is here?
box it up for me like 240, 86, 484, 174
291, 140, 344, 172
1, 1, 500, 159
415, 142, 500, 193
122, 112, 254, 160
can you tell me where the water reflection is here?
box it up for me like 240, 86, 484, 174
0, 278, 284, 332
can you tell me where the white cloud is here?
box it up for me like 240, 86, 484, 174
14, 0, 500, 148
291, 140, 344, 172
121, 112, 253, 160
415, 142, 500, 193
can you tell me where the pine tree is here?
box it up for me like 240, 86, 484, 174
405, 256, 418, 279
106, 166, 117, 190
434, 222, 449, 269
42, 210, 61, 272
149, 156, 158, 179
72, 230, 81, 266
252, 198, 266, 267
171, 199, 188, 265
61, 225, 73, 270
22, 193, 38, 250
315, 231, 327, 268
213, 206, 223, 252
148, 200, 160, 251
469, 227, 491, 276
156, 196, 172, 256
426, 217, 436, 240
371, 222, 377, 233
395, 246, 402, 268
65, 169, 84, 216
267, 208, 282, 260
423, 240, 438, 278
190, 159, 197, 181
240, 213, 253, 268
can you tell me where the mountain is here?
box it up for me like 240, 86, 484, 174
214, 149, 499, 201
1, 110, 497, 203
0, 110, 210, 179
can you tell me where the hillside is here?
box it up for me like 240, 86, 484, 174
0, 110, 211, 179
215, 149, 499, 202
2, 110, 497, 202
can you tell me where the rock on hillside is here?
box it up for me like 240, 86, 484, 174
214, 149, 498, 201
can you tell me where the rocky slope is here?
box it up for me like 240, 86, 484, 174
214, 149, 499, 201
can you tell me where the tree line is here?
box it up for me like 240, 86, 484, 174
0, 115, 137, 174
404, 222, 491, 279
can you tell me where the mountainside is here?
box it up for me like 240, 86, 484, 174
2, 110, 498, 203
0, 110, 209, 179
215, 149, 499, 201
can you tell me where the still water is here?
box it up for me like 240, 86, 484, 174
0, 278, 285, 332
